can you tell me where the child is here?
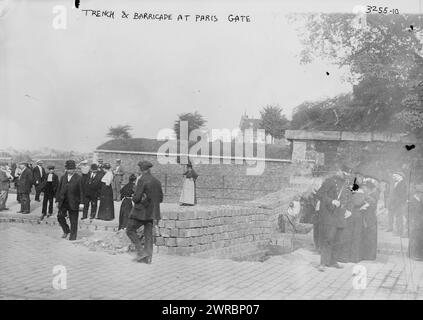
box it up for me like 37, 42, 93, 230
118, 174, 136, 230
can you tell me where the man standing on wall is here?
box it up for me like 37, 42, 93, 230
316, 163, 352, 272
56, 160, 83, 240
112, 159, 124, 201
126, 161, 163, 264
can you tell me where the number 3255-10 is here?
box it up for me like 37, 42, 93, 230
366, 6, 400, 14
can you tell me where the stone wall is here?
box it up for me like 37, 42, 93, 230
95, 151, 311, 203
155, 205, 272, 258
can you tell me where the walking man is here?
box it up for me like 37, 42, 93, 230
33, 160, 46, 202
41, 165, 58, 220
56, 160, 83, 240
316, 164, 352, 272
112, 159, 124, 201
126, 161, 163, 264
17, 161, 33, 214
82, 163, 102, 220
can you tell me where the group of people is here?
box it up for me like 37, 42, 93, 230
311, 163, 423, 272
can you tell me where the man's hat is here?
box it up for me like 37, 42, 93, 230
36, 160, 43, 165
91, 163, 98, 170
103, 163, 111, 170
80, 160, 88, 165
138, 160, 153, 171
116, 159, 121, 163
128, 173, 137, 182
47, 165, 55, 170
65, 160, 76, 170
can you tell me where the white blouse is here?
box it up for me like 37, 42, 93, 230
101, 171, 113, 186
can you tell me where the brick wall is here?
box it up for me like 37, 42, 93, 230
155, 205, 272, 258
95, 151, 310, 203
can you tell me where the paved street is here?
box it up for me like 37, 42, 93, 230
1, 222, 423, 300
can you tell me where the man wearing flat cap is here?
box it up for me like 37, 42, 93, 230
315, 162, 353, 271
55, 160, 83, 240
17, 161, 33, 214
33, 160, 47, 202
41, 165, 58, 220
127, 160, 163, 264
387, 171, 408, 236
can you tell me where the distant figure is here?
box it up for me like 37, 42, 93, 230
0, 161, 13, 211
97, 163, 115, 221
56, 160, 83, 240
112, 159, 125, 201
179, 164, 198, 206
40, 165, 58, 220
127, 161, 163, 264
118, 173, 136, 230
79, 160, 90, 195
409, 184, 423, 261
32, 160, 46, 202
13, 164, 21, 203
360, 180, 378, 261
387, 171, 407, 236
97, 158, 105, 173
17, 162, 33, 214
82, 164, 102, 220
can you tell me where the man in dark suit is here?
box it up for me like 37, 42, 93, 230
56, 160, 83, 241
33, 160, 47, 202
82, 163, 102, 220
315, 164, 353, 271
41, 165, 59, 220
17, 161, 33, 214
387, 171, 408, 236
127, 160, 163, 264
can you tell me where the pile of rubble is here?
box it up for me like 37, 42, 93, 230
76, 228, 144, 255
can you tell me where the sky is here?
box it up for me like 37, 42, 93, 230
0, 0, 422, 152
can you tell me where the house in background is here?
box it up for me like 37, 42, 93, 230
238, 113, 271, 144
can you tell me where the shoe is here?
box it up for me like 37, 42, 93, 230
317, 265, 326, 272
17, 210, 23, 213
2, 208, 9, 211
47, 214, 52, 218
138, 256, 152, 264
330, 263, 344, 269
62, 233, 69, 239
35, 199, 40, 202
40, 215, 46, 221
81, 217, 87, 220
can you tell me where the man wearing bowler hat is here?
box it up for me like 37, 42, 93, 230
56, 160, 83, 240
41, 165, 59, 220
17, 161, 33, 214
82, 163, 102, 220
126, 160, 163, 264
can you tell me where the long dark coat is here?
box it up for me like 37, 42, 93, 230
409, 195, 423, 260
55, 174, 83, 211
17, 167, 33, 194
130, 172, 163, 221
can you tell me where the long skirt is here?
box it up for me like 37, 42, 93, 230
118, 198, 133, 230
336, 210, 363, 263
98, 184, 115, 221
409, 214, 423, 260
360, 222, 378, 261
179, 178, 196, 205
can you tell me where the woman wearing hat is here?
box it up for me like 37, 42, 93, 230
97, 163, 115, 221
179, 163, 198, 206
118, 173, 137, 230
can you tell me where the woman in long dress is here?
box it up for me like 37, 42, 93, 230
97, 163, 115, 221
179, 164, 198, 206
360, 181, 378, 261
118, 174, 136, 230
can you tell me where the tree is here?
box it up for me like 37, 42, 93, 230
106, 125, 133, 139
288, 13, 423, 135
173, 112, 207, 140
259, 105, 289, 141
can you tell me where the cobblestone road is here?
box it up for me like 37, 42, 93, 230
1, 222, 423, 300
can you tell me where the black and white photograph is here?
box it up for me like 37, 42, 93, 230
1, 0, 423, 303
